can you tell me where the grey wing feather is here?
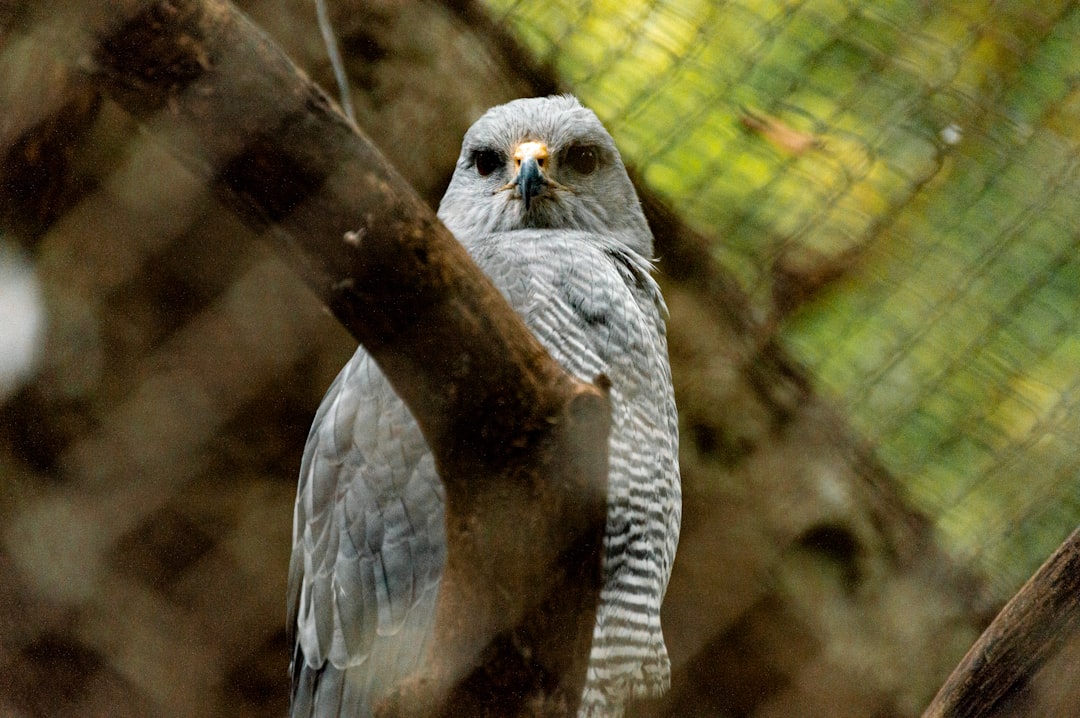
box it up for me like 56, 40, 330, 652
288, 349, 445, 717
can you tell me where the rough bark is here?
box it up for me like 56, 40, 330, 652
0, 0, 997, 717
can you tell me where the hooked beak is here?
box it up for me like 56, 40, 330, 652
513, 140, 549, 211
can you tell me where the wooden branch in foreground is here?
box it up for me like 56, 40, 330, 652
922, 527, 1080, 718
4, 0, 610, 714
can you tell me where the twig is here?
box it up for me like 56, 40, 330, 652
314, 0, 355, 122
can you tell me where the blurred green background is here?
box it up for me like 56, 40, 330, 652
490, 0, 1080, 598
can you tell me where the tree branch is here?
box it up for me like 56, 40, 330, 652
4, 0, 610, 714
921, 527, 1080, 718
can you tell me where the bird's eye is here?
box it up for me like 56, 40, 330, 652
565, 145, 599, 175
473, 149, 503, 177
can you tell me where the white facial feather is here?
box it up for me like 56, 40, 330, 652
437, 95, 653, 258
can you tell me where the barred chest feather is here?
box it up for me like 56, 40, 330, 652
467, 229, 682, 715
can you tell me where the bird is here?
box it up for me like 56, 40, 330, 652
288, 94, 681, 717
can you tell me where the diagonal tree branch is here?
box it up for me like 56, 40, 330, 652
3, 0, 610, 714
922, 527, 1080, 718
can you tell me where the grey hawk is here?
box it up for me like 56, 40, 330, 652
288, 95, 681, 717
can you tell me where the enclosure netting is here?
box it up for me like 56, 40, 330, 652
489, 0, 1080, 600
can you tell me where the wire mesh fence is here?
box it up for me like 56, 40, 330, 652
489, 0, 1080, 600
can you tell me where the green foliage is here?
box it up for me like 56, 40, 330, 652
490, 0, 1080, 598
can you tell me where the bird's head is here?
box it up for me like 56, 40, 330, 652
437, 95, 653, 258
